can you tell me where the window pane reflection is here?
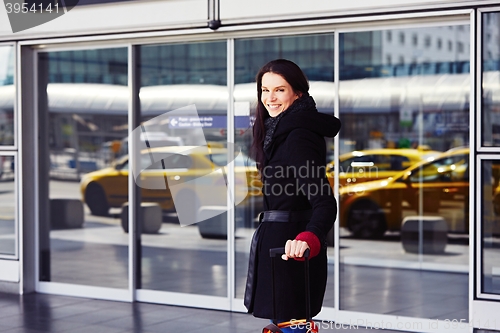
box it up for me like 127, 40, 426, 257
482, 160, 500, 295
0, 155, 15, 256
0, 45, 15, 146
139, 41, 228, 296
339, 25, 469, 320
39, 48, 129, 288
482, 12, 500, 147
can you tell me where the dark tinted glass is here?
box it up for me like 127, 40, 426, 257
482, 12, 500, 146
481, 160, 500, 295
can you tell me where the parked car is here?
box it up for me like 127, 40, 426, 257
327, 148, 441, 187
339, 147, 469, 238
119, 132, 184, 157
80, 146, 260, 218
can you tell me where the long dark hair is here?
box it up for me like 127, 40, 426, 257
250, 59, 310, 170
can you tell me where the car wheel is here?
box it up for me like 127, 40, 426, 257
85, 182, 110, 216
347, 199, 387, 238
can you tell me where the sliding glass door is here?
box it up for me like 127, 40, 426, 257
338, 24, 470, 325
136, 41, 229, 299
37, 47, 130, 293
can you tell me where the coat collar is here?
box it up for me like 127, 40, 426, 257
263, 95, 341, 159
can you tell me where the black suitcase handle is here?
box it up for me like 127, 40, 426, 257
268, 247, 311, 325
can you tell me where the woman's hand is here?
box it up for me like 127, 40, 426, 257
282, 239, 310, 260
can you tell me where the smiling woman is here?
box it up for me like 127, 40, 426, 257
245, 59, 341, 332
261, 72, 300, 117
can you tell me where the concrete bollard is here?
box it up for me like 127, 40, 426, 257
401, 216, 448, 254
50, 199, 85, 229
197, 206, 227, 239
121, 202, 162, 234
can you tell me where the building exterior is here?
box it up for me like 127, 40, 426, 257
0, 1, 499, 332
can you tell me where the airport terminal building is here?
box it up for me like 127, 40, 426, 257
0, 1, 499, 332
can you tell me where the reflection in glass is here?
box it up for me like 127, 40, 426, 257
0, 156, 15, 256
38, 48, 129, 288
233, 34, 335, 303
482, 12, 500, 147
339, 25, 469, 320
138, 41, 228, 296
0, 45, 15, 146
482, 160, 500, 295
0, 46, 15, 256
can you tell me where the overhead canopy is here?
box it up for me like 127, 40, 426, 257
339, 73, 471, 113
47, 83, 129, 116
0, 72, 498, 115
0, 84, 14, 111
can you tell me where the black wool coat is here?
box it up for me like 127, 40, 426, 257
244, 95, 341, 320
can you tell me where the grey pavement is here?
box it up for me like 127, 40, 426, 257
0, 292, 410, 333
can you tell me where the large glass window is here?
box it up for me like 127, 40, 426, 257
482, 12, 500, 147
0, 45, 15, 146
0, 45, 16, 257
233, 34, 335, 302
339, 25, 470, 320
138, 41, 228, 296
38, 47, 129, 287
480, 11, 500, 297
481, 160, 500, 295
0, 155, 15, 257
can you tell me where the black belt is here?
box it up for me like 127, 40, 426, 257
258, 210, 312, 223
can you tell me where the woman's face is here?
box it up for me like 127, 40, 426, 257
261, 72, 298, 117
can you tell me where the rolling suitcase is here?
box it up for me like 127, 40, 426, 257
262, 247, 319, 333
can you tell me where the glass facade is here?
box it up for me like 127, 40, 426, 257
480, 11, 500, 297
38, 47, 129, 287
0, 45, 14, 146
46, 49, 127, 85
481, 160, 500, 295
339, 25, 470, 320
482, 12, 500, 147
0, 155, 15, 257
2, 7, 495, 331
0, 45, 15, 257
137, 41, 228, 296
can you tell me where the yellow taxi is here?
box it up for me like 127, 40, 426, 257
339, 147, 469, 238
80, 146, 259, 217
327, 148, 441, 187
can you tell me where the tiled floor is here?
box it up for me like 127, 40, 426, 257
339, 266, 468, 320
0, 292, 411, 333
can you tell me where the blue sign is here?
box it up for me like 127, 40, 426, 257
169, 116, 251, 129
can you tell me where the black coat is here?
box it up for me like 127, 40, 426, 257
245, 95, 341, 320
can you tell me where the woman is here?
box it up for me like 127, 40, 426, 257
244, 59, 341, 332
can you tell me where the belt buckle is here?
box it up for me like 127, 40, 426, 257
257, 211, 264, 223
